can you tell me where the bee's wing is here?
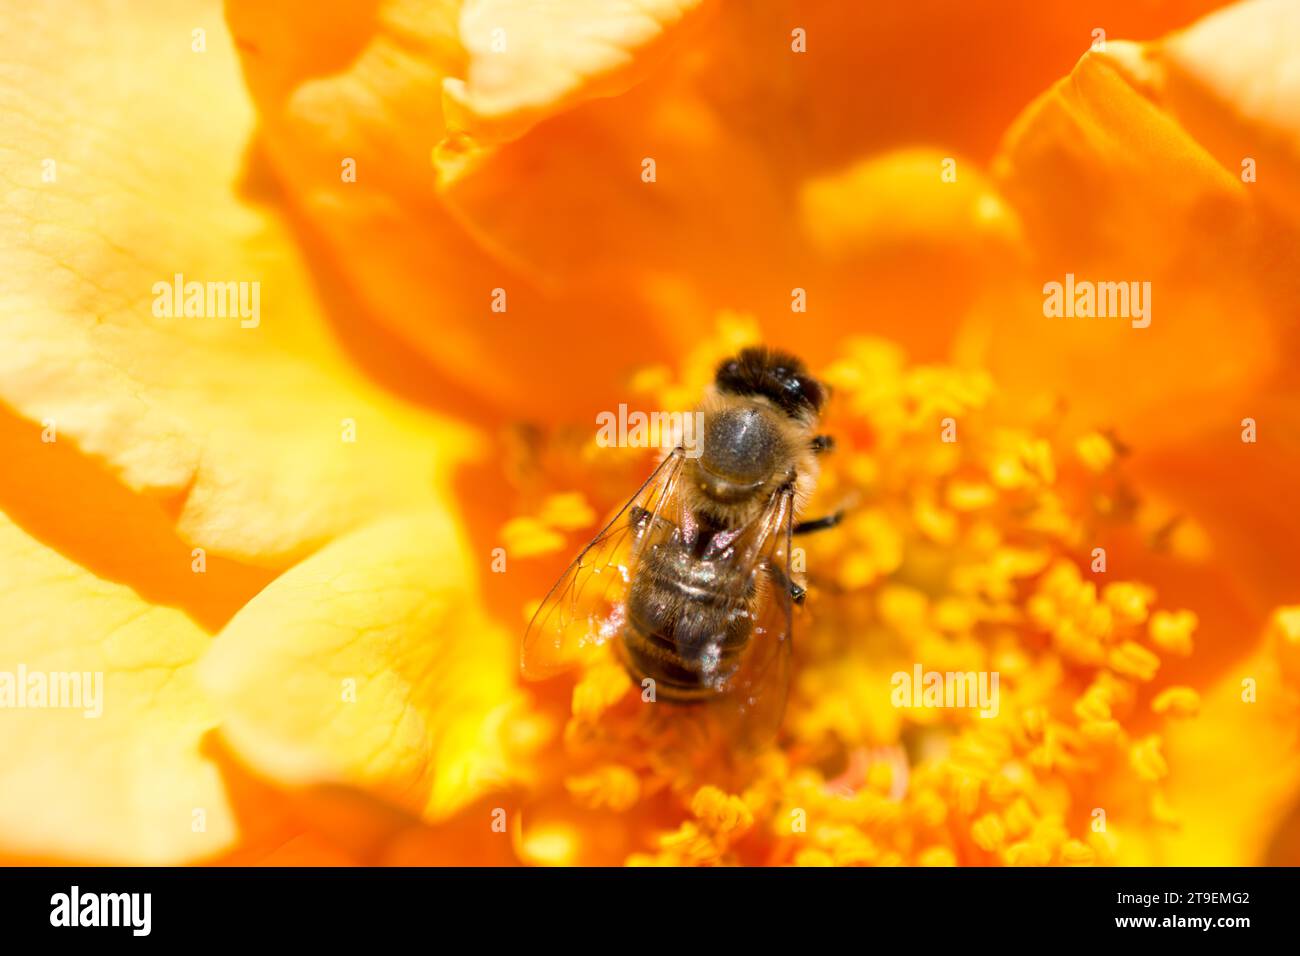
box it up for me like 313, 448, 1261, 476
521, 448, 687, 680
708, 486, 796, 748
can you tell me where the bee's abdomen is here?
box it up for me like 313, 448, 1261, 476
622, 542, 754, 701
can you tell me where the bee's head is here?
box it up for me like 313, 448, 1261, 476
714, 347, 825, 420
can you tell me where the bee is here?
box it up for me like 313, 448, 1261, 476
521, 347, 841, 744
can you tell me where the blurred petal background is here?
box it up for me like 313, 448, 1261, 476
0, 0, 1296, 865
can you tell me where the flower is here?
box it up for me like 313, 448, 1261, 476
493, 316, 1298, 866
1, 0, 1297, 866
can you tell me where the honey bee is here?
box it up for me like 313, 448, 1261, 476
522, 347, 841, 743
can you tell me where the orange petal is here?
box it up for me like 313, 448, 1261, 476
442, 0, 711, 145
227, 0, 684, 417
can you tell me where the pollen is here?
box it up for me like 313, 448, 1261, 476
1148, 609, 1197, 656
971, 813, 1006, 852
1151, 686, 1200, 718
517, 821, 579, 867
917, 846, 957, 866
566, 765, 641, 811
537, 492, 597, 531
1075, 431, 1116, 472
1130, 735, 1169, 782
1103, 583, 1155, 626
1108, 642, 1161, 682
1060, 840, 1097, 866
570, 657, 631, 723
691, 786, 755, 836
501, 516, 566, 557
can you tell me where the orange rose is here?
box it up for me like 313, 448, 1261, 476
0, 0, 1295, 866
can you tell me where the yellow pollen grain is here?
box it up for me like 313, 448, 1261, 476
658, 823, 719, 865
1103, 582, 1155, 626
1061, 840, 1097, 866
1075, 432, 1116, 472
985, 772, 1017, 805
1269, 605, 1300, 644
629, 364, 673, 394
933, 597, 976, 633
957, 776, 982, 816
571, 659, 631, 721
1148, 609, 1197, 656
912, 789, 948, 828
829, 830, 879, 866
565, 765, 641, 812
537, 492, 597, 531
501, 516, 567, 557
795, 848, 835, 867
1021, 706, 1047, 738
1108, 641, 1161, 681
1130, 735, 1168, 781
947, 479, 996, 512
503, 707, 558, 759
917, 846, 957, 866
691, 786, 754, 835
847, 453, 880, 488
878, 584, 930, 632
1003, 798, 1035, 838
1151, 686, 1200, 718
1079, 718, 1122, 743
989, 454, 1027, 490
848, 511, 904, 573
914, 497, 958, 544
838, 552, 877, 590
1005, 840, 1052, 866
1021, 438, 1056, 485
866, 760, 895, 795
971, 813, 1006, 851
1073, 689, 1112, 724
1150, 790, 1181, 826
518, 822, 578, 867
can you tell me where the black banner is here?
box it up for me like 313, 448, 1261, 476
0, 866, 1288, 942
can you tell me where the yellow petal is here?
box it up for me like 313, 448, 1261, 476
0, 0, 478, 570
200, 511, 521, 821
442, 0, 710, 145
1154, 645, 1300, 864
0, 513, 236, 863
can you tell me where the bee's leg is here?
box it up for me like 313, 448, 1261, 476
765, 560, 806, 605
810, 434, 835, 454
792, 511, 844, 536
